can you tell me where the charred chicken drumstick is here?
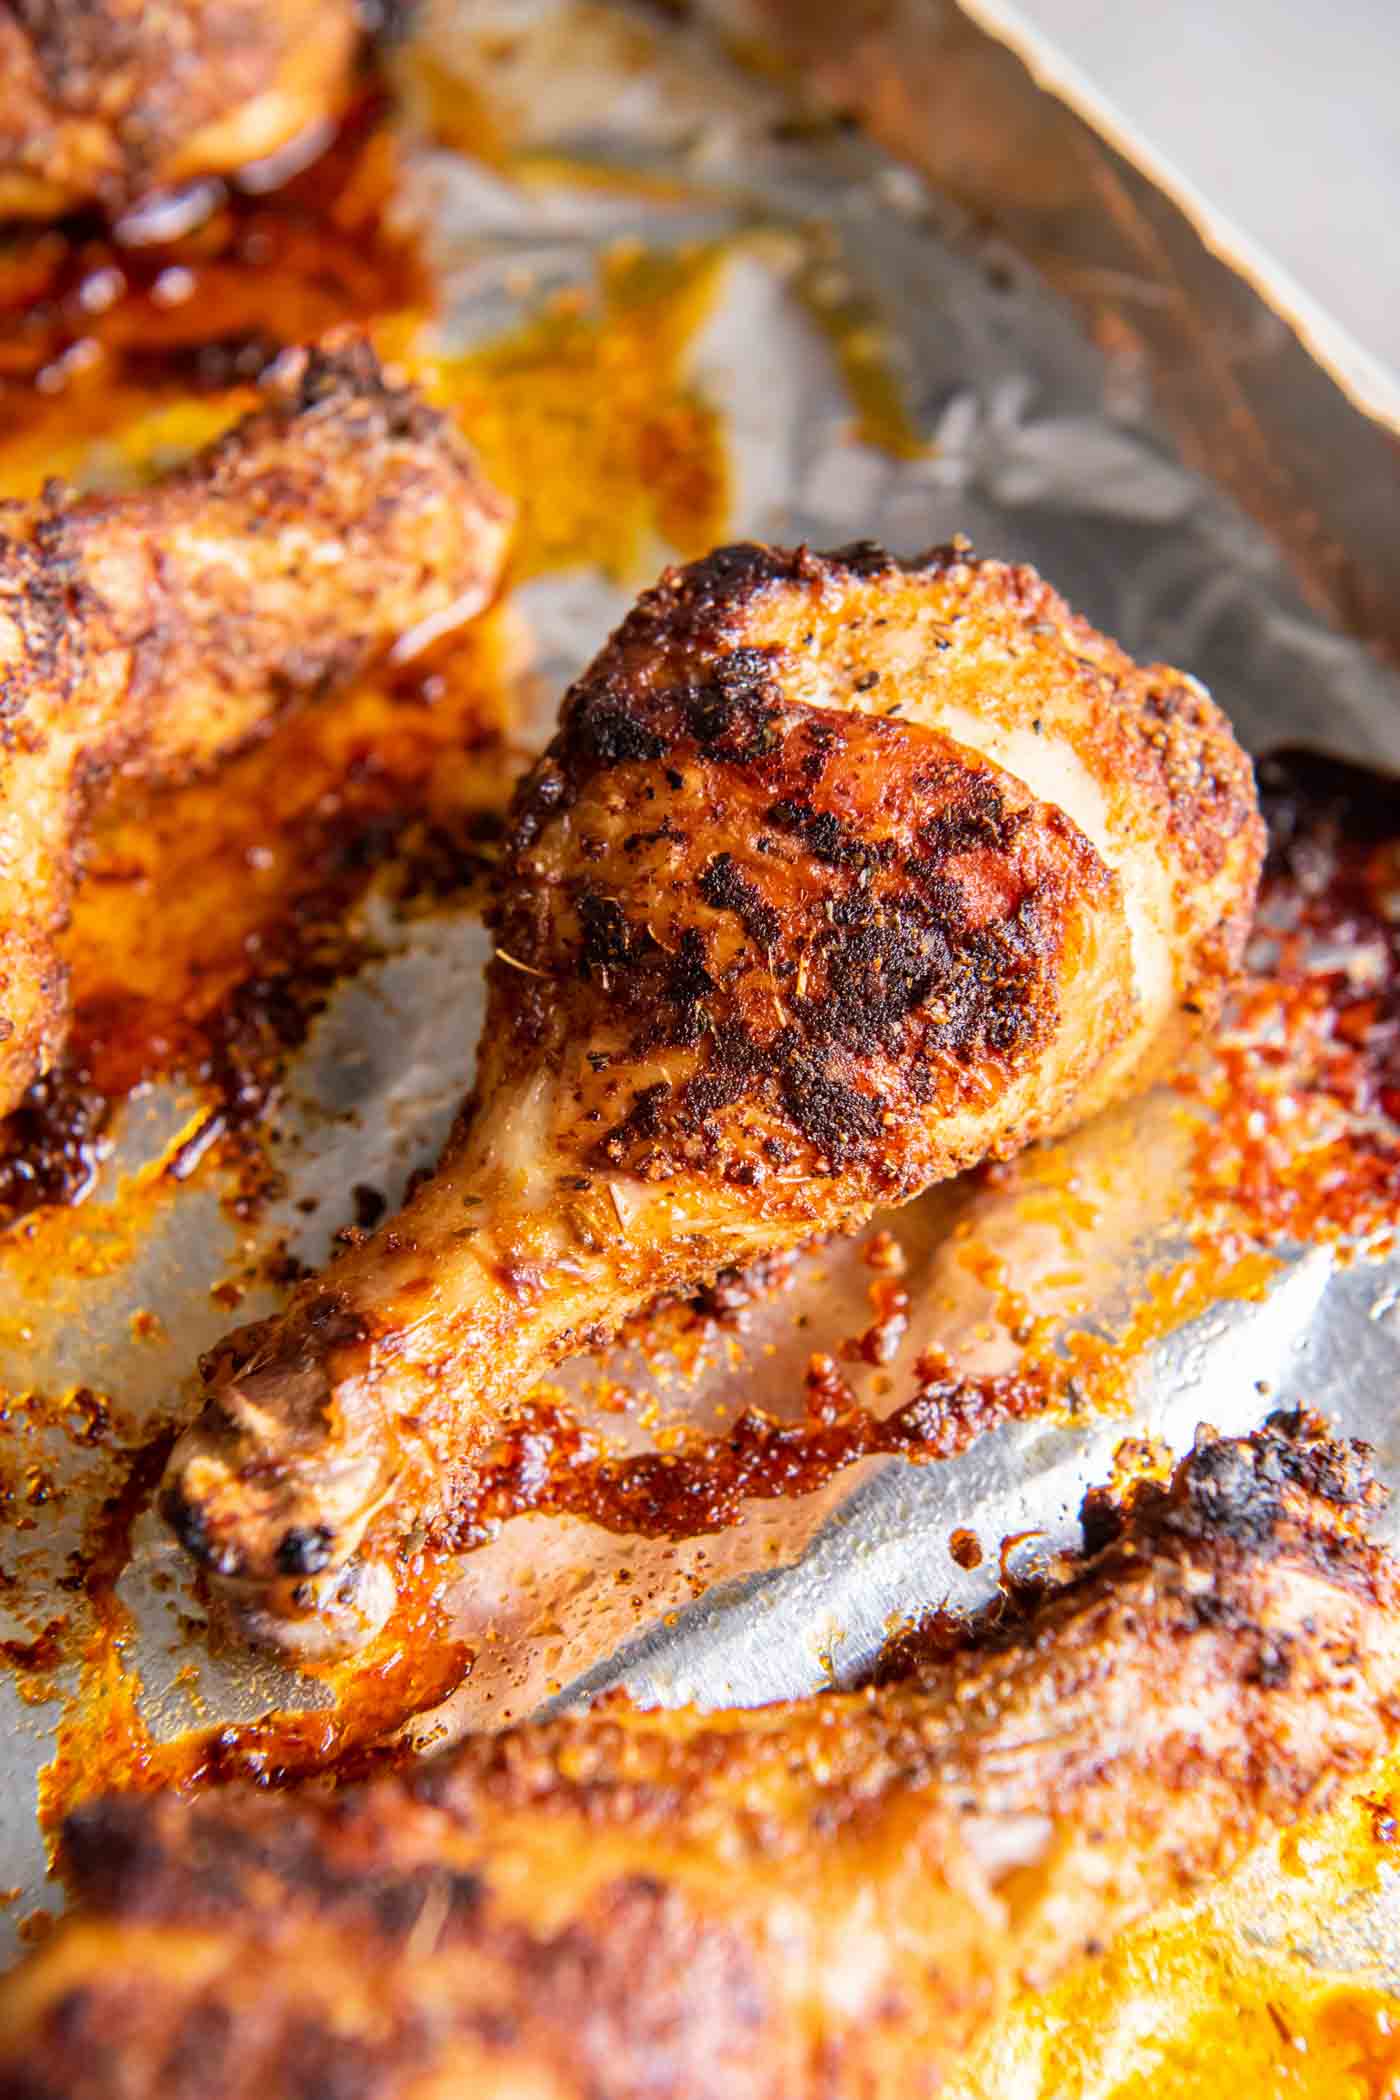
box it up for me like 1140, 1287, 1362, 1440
0, 335, 510, 1119
10, 1420, 1399, 2098
0, 0, 365, 220
164, 541, 1263, 1658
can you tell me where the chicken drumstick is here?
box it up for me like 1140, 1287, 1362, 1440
163, 541, 1263, 1658
0, 334, 510, 1119
10, 1420, 1398, 2098
0, 0, 366, 221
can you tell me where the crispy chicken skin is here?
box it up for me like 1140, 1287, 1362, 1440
0, 0, 364, 220
0, 335, 511, 1117
9, 1420, 1400, 2099
162, 541, 1263, 1659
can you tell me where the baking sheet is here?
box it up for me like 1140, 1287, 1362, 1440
1, 0, 1399, 2009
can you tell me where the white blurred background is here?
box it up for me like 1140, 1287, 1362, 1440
1009, 0, 1399, 391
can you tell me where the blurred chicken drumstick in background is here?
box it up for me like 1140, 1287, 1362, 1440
0, 334, 511, 1119
0, 0, 368, 221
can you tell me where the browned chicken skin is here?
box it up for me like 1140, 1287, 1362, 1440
0, 0, 365, 220
8, 1419, 1399, 2099
0, 334, 511, 1118
162, 541, 1263, 1657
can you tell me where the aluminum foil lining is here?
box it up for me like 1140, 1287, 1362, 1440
1, 0, 1398, 1996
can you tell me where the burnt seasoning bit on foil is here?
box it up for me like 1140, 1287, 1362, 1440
160, 537, 1263, 1661
7, 1418, 1400, 2099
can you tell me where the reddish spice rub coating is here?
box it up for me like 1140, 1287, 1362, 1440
161, 539, 1262, 1659
8, 1419, 1400, 2098
0, 0, 365, 220
501, 539, 1262, 1148
0, 333, 511, 1120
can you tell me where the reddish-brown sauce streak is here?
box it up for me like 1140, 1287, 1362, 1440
0, 94, 425, 426
0, 1622, 65, 1674
444, 1350, 1064, 1552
